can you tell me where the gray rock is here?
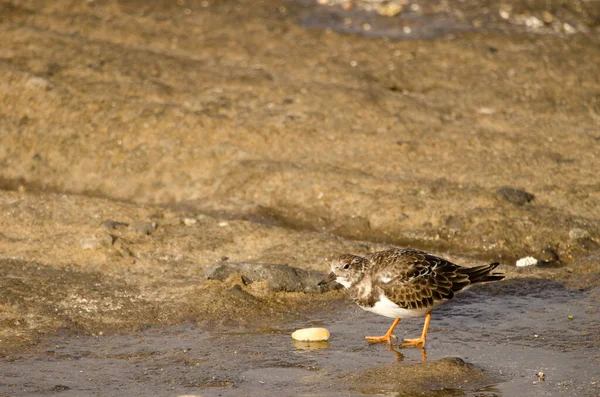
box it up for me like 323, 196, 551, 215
101, 220, 129, 230
204, 262, 337, 293
569, 228, 590, 240
495, 186, 535, 205
131, 222, 157, 235
397, 213, 409, 222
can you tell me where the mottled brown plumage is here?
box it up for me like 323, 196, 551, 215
319, 248, 505, 347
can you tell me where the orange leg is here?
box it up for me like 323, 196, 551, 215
365, 318, 400, 344
401, 311, 431, 348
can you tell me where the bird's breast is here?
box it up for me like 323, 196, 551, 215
361, 295, 433, 319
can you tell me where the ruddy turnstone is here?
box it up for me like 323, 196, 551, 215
318, 248, 504, 348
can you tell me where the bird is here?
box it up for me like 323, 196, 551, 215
318, 248, 504, 348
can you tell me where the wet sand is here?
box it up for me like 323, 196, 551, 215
1, 0, 600, 395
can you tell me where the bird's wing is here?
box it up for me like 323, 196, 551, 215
367, 249, 470, 310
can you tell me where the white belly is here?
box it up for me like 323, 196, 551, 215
361, 295, 440, 319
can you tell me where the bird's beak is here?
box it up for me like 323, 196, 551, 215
318, 272, 336, 286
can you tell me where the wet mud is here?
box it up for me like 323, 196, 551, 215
1, 0, 600, 395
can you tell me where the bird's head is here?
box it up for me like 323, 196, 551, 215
318, 254, 368, 289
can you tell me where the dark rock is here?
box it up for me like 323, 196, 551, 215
576, 237, 599, 251
204, 262, 338, 293
495, 186, 535, 205
538, 248, 560, 266
131, 221, 157, 235
100, 220, 129, 230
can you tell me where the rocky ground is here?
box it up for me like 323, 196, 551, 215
0, 0, 599, 395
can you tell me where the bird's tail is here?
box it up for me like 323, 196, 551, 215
459, 262, 505, 284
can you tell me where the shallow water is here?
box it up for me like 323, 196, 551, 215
2, 279, 598, 396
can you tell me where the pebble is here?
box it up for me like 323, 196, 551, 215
542, 11, 554, 24
25, 76, 52, 90
80, 233, 114, 250
538, 248, 559, 263
569, 228, 590, 240
516, 256, 538, 267
397, 213, 409, 222
495, 186, 535, 205
291, 328, 330, 342
375, 3, 403, 17
132, 221, 157, 235
100, 219, 129, 230
183, 217, 197, 226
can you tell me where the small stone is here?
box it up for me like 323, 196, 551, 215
397, 213, 409, 222
537, 371, 545, 381
563, 23, 576, 34
539, 248, 558, 262
516, 256, 538, 267
568, 315, 574, 320
477, 107, 496, 115
80, 234, 113, 250
495, 186, 535, 205
218, 221, 229, 227
25, 76, 52, 90
569, 228, 590, 240
131, 222, 157, 235
292, 328, 330, 342
183, 217, 197, 226
525, 16, 543, 28
375, 3, 403, 17
538, 248, 559, 264
100, 220, 129, 230
575, 237, 599, 251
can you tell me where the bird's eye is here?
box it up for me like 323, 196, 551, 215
343, 263, 350, 270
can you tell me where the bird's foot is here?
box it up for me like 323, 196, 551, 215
400, 337, 425, 348
365, 334, 397, 344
